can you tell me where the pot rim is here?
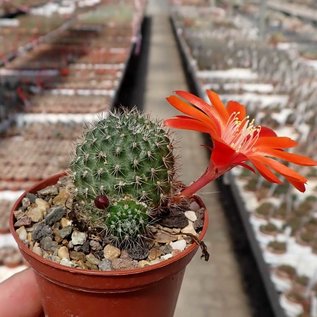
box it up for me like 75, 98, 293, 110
10, 171, 209, 277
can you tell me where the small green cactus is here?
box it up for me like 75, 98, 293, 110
70, 110, 176, 243
106, 197, 149, 245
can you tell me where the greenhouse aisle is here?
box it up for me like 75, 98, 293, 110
143, 1, 253, 317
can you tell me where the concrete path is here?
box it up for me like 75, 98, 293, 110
143, 1, 253, 316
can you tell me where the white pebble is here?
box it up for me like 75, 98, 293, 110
149, 259, 161, 265
185, 210, 197, 222
161, 253, 173, 260
60, 258, 74, 267
71, 231, 87, 245
170, 239, 187, 252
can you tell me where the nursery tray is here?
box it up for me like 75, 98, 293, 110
227, 174, 287, 317
25, 94, 112, 114
0, 122, 81, 188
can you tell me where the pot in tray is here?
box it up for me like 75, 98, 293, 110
289, 236, 312, 257
10, 172, 208, 317
292, 275, 310, 295
263, 240, 287, 266
256, 222, 279, 247
280, 291, 307, 317
271, 264, 297, 293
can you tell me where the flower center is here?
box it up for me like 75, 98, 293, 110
223, 112, 261, 154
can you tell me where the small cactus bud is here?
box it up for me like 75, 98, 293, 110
94, 195, 109, 209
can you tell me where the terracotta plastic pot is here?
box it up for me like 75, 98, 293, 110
10, 172, 209, 317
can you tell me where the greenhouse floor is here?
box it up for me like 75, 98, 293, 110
140, 1, 253, 316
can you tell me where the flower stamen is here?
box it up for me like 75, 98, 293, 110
222, 113, 260, 154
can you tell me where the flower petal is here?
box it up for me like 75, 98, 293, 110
164, 116, 211, 134
255, 136, 297, 149
166, 95, 219, 135
211, 139, 237, 169
260, 148, 317, 166
284, 177, 306, 192
249, 157, 282, 184
175, 90, 222, 133
226, 100, 246, 121
259, 126, 277, 137
237, 162, 256, 173
176, 90, 219, 118
259, 156, 307, 183
206, 90, 229, 122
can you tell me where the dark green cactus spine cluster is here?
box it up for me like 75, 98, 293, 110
70, 110, 175, 207
106, 197, 149, 244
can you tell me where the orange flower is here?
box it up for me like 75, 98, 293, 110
165, 90, 317, 197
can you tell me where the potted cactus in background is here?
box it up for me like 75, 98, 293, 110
10, 90, 316, 317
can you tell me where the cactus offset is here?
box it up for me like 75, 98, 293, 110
106, 197, 149, 245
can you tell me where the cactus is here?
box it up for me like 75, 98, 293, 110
70, 110, 175, 207
70, 110, 176, 243
106, 197, 149, 246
